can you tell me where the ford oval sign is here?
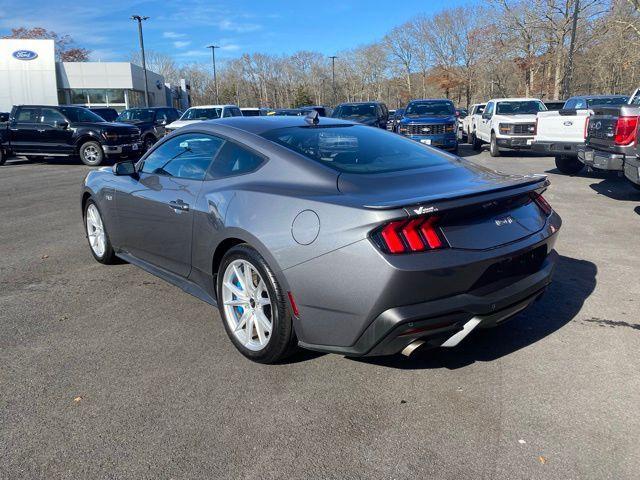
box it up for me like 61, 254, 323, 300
12, 50, 38, 61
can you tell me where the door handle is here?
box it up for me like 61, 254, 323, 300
169, 199, 189, 212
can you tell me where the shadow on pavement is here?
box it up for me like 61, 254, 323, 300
352, 254, 597, 370
4, 155, 141, 167
588, 178, 640, 202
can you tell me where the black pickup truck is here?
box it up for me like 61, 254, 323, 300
578, 98, 640, 190
0, 105, 141, 166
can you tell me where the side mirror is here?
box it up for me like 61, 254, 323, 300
55, 121, 69, 129
158, 119, 167, 126
113, 161, 136, 176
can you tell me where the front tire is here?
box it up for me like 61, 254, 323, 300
84, 199, 117, 264
555, 154, 584, 175
490, 132, 501, 157
472, 131, 482, 151
217, 244, 297, 364
79, 141, 104, 166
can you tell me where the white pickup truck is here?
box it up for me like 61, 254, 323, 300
462, 103, 485, 140
533, 95, 629, 174
472, 98, 545, 157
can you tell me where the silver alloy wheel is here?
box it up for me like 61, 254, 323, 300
83, 144, 100, 164
86, 204, 106, 257
222, 259, 273, 351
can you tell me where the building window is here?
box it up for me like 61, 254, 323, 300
107, 89, 125, 103
71, 89, 88, 104
88, 89, 107, 104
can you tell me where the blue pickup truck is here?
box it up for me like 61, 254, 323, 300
396, 99, 458, 153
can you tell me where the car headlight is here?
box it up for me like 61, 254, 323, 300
499, 123, 512, 135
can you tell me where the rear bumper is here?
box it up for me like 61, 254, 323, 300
532, 141, 583, 157
578, 147, 624, 171
623, 155, 640, 186
294, 217, 561, 357
497, 136, 534, 149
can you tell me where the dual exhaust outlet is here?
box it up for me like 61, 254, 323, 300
400, 318, 482, 357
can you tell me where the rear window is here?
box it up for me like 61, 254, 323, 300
261, 125, 450, 174
332, 104, 377, 119
586, 97, 628, 107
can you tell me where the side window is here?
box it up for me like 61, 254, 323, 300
563, 99, 576, 110
16, 108, 40, 123
483, 103, 494, 118
40, 108, 66, 125
222, 108, 233, 118
574, 99, 586, 109
141, 133, 225, 180
232, 108, 242, 117
208, 141, 264, 179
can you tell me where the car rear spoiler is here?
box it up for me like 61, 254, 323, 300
363, 175, 549, 212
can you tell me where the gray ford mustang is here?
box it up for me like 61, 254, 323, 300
81, 115, 561, 363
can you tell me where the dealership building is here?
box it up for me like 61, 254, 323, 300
0, 39, 191, 112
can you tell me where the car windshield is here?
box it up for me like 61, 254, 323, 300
241, 109, 260, 117
475, 105, 486, 114
58, 107, 105, 123
496, 101, 546, 115
261, 125, 451, 174
586, 97, 628, 107
181, 108, 222, 120
332, 104, 377, 119
405, 101, 455, 116
117, 109, 156, 122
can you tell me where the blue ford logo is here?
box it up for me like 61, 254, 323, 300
12, 50, 38, 61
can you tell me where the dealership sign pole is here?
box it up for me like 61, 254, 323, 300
131, 15, 150, 108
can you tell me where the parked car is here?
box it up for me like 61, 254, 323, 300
240, 107, 269, 117
578, 92, 640, 189
543, 101, 566, 111
534, 95, 628, 174
396, 99, 458, 152
165, 105, 242, 134
81, 115, 561, 363
331, 101, 389, 128
473, 98, 546, 156
387, 108, 404, 132
270, 108, 305, 116
0, 105, 141, 166
116, 107, 181, 150
462, 103, 485, 140
89, 107, 119, 122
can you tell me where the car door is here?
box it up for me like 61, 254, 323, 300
115, 132, 225, 276
38, 108, 74, 154
478, 102, 494, 141
8, 107, 42, 153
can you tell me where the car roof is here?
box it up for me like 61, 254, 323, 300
490, 98, 543, 102
407, 98, 452, 103
568, 94, 627, 100
189, 104, 237, 108
336, 101, 383, 105
195, 115, 355, 135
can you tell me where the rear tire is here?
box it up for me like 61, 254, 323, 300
217, 244, 297, 364
79, 141, 104, 166
489, 132, 501, 157
472, 131, 482, 151
555, 155, 584, 175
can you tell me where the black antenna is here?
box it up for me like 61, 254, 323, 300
304, 110, 319, 125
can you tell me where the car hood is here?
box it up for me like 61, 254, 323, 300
337, 157, 547, 209
400, 115, 457, 124
493, 114, 538, 123
166, 119, 210, 129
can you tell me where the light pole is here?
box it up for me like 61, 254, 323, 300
329, 55, 337, 106
563, 0, 580, 99
207, 45, 220, 104
131, 15, 150, 107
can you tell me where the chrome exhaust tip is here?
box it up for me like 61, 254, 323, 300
401, 339, 426, 357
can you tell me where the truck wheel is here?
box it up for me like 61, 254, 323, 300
555, 155, 583, 175
79, 141, 104, 166
489, 133, 501, 157
143, 135, 156, 151
471, 132, 482, 151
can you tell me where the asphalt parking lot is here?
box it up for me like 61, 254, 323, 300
1, 146, 639, 480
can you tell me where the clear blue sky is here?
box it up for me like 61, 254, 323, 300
0, 0, 475, 64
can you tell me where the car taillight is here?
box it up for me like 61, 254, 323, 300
530, 192, 552, 216
373, 216, 448, 254
614, 116, 638, 145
